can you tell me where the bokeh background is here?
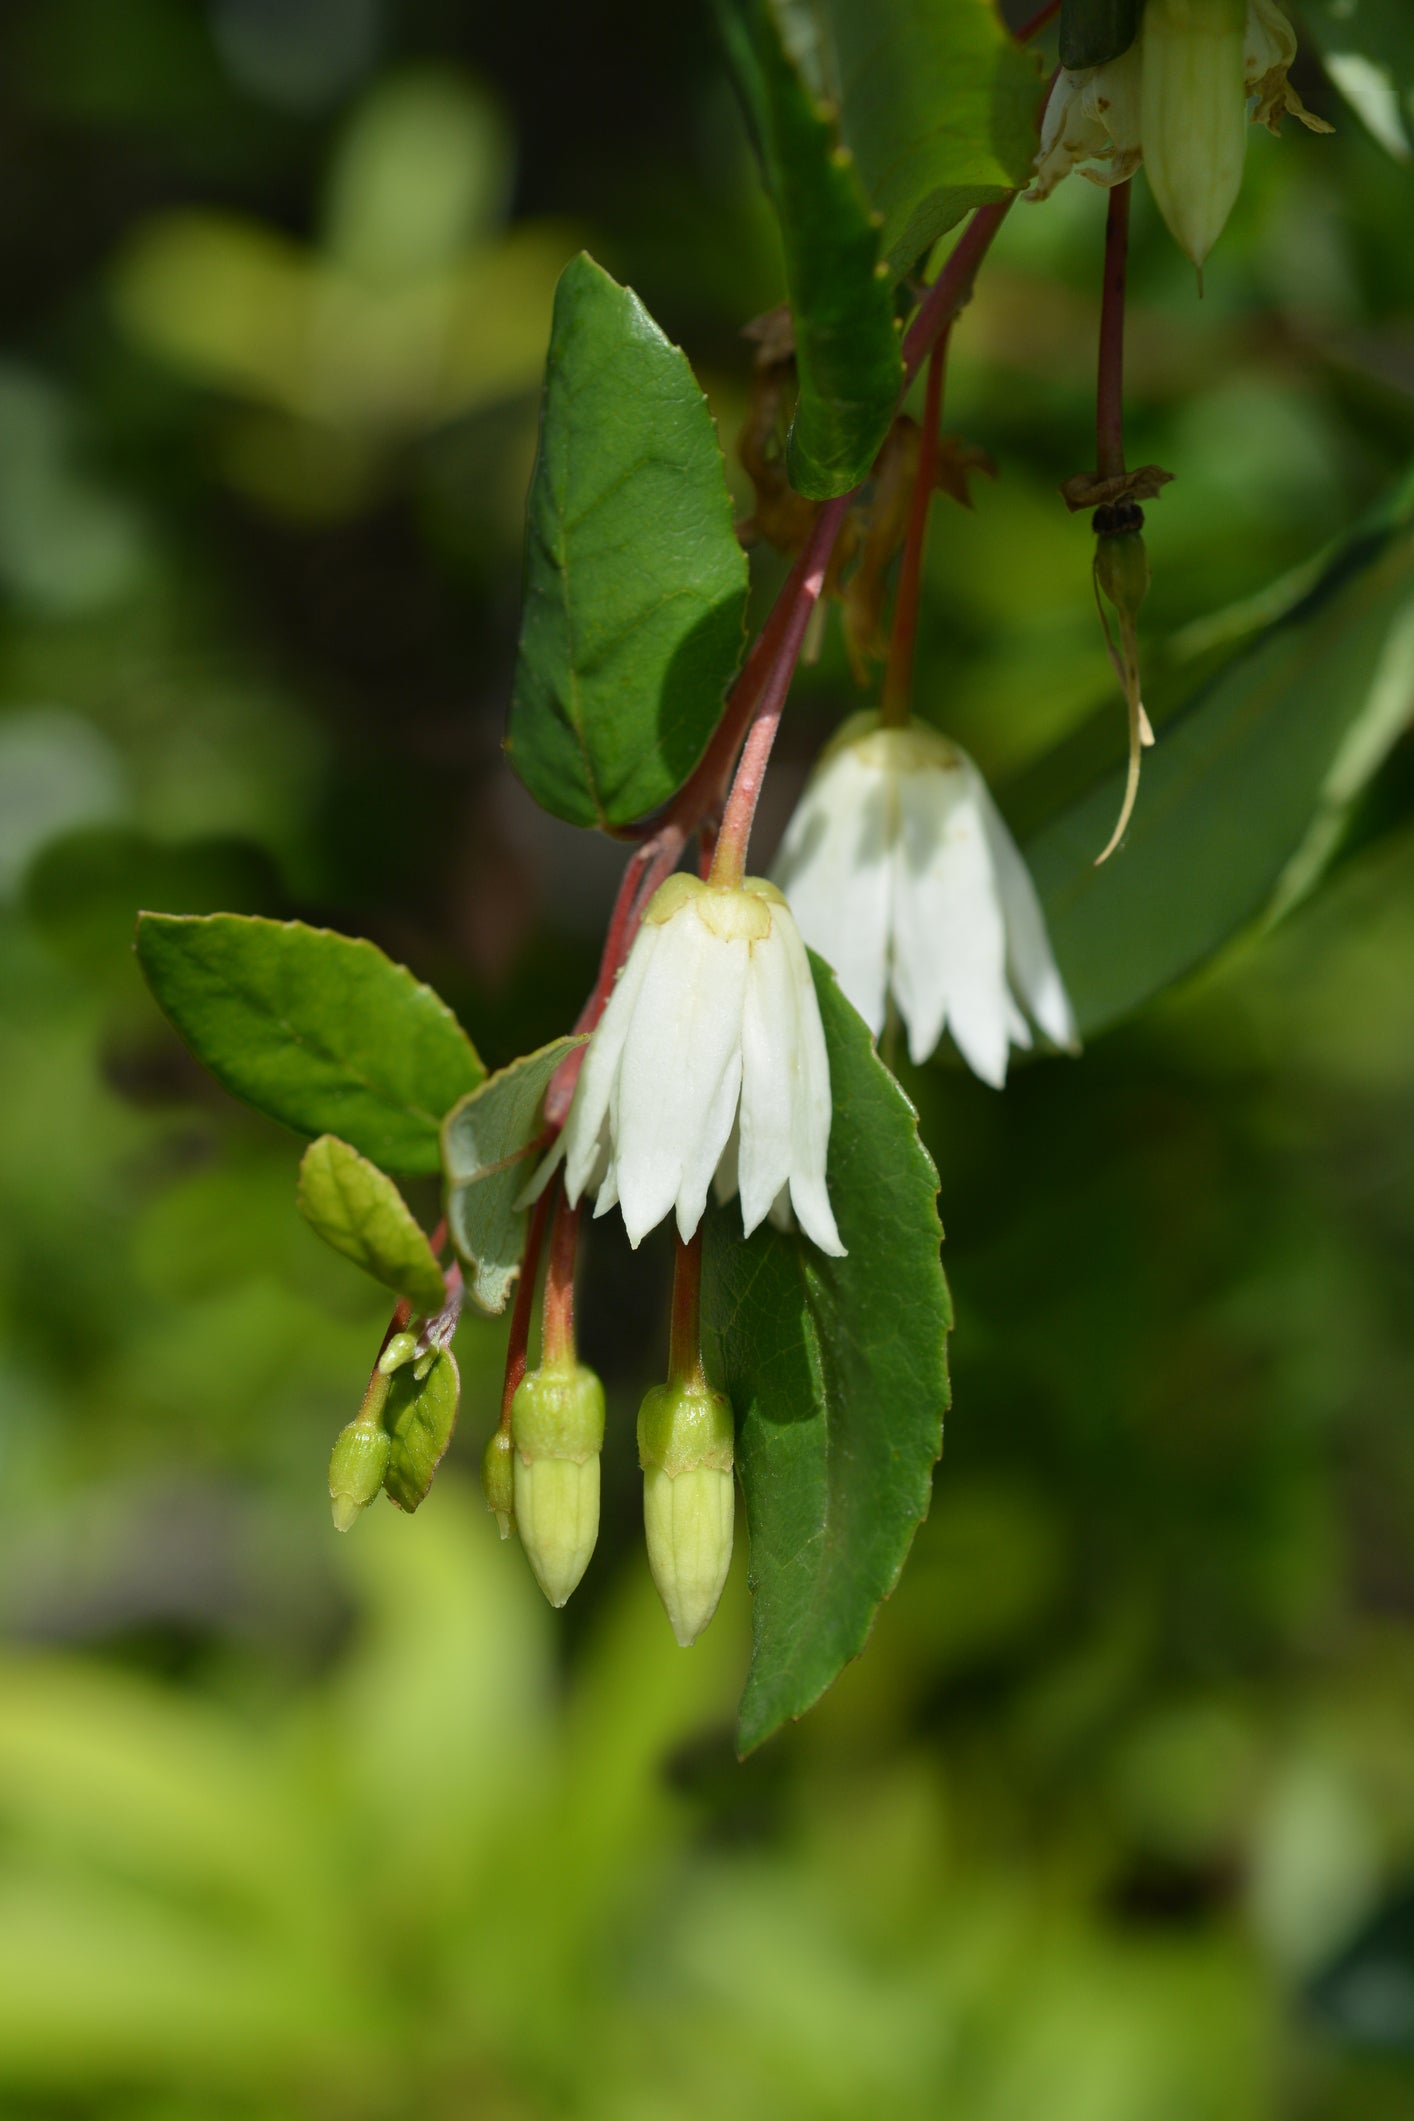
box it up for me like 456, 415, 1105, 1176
2, 2, 1413, 2115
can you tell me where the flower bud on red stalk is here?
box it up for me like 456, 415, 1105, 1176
638, 1379, 736, 1647
510, 1361, 605, 1607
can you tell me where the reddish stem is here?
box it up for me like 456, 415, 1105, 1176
498, 1184, 554, 1429
880, 341, 947, 727
901, 199, 1013, 381
1097, 180, 1131, 482
1013, 0, 1061, 42
540, 1185, 581, 1368
708, 496, 849, 886
668, 1229, 706, 1390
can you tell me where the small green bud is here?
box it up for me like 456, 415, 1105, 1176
378, 1330, 420, 1377
329, 1419, 391, 1532
1140, 0, 1247, 271
511, 1362, 605, 1607
1094, 518, 1150, 623
638, 1380, 735, 1647
481, 1427, 515, 1540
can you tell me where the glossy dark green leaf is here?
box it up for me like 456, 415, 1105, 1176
1302, 0, 1412, 161
384, 1348, 460, 1513
135, 913, 484, 1174
824, 0, 1043, 275
297, 1135, 448, 1315
1025, 471, 1414, 1038
703, 955, 951, 1754
1060, 0, 1143, 71
506, 252, 748, 829
719, 0, 902, 497
442, 1035, 583, 1314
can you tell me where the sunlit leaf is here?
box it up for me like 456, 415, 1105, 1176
506, 253, 749, 828
824, 0, 1042, 275
1303, 0, 1412, 162
703, 956, 951, 1754
136, 913, 484, 1174
296, 1135, 447, 1314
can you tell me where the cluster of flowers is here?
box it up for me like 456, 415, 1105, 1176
494, 721, 1075, 1645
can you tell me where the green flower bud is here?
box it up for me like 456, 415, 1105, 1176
481, 1427, 515, 1541
638, 1380, 735, 1648
510, 1362, 605, 1607
1094, 514, 1150, 624
1140, 0, 1247, 271
329, 1419, 391, 1532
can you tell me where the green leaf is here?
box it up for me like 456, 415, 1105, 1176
505, 253, 749, 829
135, 913, 484, 1175
296, 1136, 447, 1315
384, 1348, 461, 1513
1024, 471, 1414, 1038
442, 1035, 583, 1314
718, 0, 903, 497
702, 955, 951, 1754
1302, 0, 1412, 162
824, 0, 1043, 276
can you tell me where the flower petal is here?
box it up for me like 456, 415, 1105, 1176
612, 905, 749, 1247
737, 925, 799, 1236
973, 769, 1079, 1053
774, 904, 845, 1256
774, 745, 893, 1037
562, 923, 657, 1206
891, 761, 1015, 1083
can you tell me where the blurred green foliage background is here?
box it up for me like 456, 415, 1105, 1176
1, 2, 1413, 2114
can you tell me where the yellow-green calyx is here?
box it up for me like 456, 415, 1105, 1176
328, 1417, 391, 1533
480, 1427, 515, 1541
510, 1362, 605, 1607
1141, 0, 1248, 270
638, 1379, 735, 1648
643, 870, 785, 945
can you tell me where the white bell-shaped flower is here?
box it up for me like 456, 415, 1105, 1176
772, 714, 1077, 1087
553, 873, 843, 1256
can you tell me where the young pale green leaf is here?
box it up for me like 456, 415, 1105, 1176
136, 913, 484, 1175
442, 1034, 583, 1314
384, 1348, 461, 1513
823, 0, 1042, 275
297, 1135, 447, 1315
703, 955, 951, 1755
1025, 471, 1414, 1038
506, 253, 748, 830
718, 0, 902, 498
1302, 0, 1411, 162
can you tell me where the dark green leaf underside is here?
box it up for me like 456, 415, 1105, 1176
442, 1034, 583, 1315
297, 1135, 447, 1315
703, 955, 951, 1754
1026, 469, 1414, 1038
506, 252, 748, 828
136, 913, 484, 1175
719, 0, 902, 498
